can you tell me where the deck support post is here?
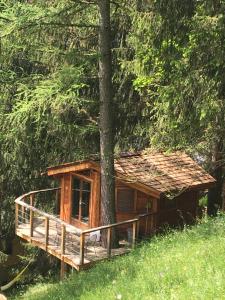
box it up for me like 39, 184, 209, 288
60, 260, 67, 280
79, 233, 85, 265
30, 210, 34, 240
30, 194, 34, 207
107, 227, 112, 258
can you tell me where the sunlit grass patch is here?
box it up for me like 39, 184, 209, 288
13, 215, 225, 300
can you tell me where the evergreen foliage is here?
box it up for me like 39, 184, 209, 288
0, 0, 224, 285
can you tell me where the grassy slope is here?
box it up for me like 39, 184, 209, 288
14, 216, 225, 300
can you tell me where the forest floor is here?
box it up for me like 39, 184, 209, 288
10, 215, 225, 300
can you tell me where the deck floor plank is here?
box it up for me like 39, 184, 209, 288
17, 216, 130, 269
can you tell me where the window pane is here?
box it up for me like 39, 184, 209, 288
117, 189, 134, 212
81, 191, 90, 223
73, 178, 80, 190
72, 190, 79, 219
83, 181, 90, 192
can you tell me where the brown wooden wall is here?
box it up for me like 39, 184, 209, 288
157, 190, 199, 229
115, 181, 158, 236
58, 169, 200, 236
60, 174, 72, 223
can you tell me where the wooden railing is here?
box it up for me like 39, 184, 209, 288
15, 189, 156, 268
15, 188, 81, 256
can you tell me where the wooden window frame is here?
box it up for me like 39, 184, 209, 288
71, 175, 92, 225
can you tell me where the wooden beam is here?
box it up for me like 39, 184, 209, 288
71, 172, 93, 183
115, 173, 161, 198
47, 162, 97, 176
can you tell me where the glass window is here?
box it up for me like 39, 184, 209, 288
72, 177, 91, 223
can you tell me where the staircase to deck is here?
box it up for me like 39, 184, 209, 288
15, 188, 154, 271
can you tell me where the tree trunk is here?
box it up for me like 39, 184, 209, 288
98, 0, 116, 229
208, 139, 224, 216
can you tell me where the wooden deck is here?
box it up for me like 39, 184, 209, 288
16, 216, 130, 270
15, 188, 153, 272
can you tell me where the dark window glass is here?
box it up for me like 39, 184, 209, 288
72, 177, 90, 223
117, 189, 135, 212
73, 178, 80, 190
72, 190, 80, 219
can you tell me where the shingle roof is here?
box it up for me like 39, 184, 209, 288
114, 151, 215, 194
47, 151, 216, 195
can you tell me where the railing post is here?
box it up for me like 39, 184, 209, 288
132, 221, 137, 249
30, 209, 34, 239
145, 215, 148, 236
61, 224, 66, 256
21, 203, 25, 223
136, 218, 140, 241
80, 232, 85, 265
45, 217, 49, 250
30, 194, 34, 207
15, 203, 19, 232
107, 227, 112, 258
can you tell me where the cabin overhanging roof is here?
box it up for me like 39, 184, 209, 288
47, 151, 216, 198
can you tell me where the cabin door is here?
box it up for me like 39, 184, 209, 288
71, 176, 91, 225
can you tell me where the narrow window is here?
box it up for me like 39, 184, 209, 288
72, 177, 91, 223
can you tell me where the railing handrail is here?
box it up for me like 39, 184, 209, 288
15, 187, 61, 202
15, 188, 82, 236
82, 218, 139, 234
15, 187, 154, 238
138, 212, 155, 218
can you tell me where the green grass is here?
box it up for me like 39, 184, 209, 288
12, 216, 225, 300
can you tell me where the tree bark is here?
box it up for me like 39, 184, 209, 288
208, 139, 224, 216
98, 0, 116, 229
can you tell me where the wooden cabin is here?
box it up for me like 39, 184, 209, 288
15, 151, 215, 272
47, 151, 215, 233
